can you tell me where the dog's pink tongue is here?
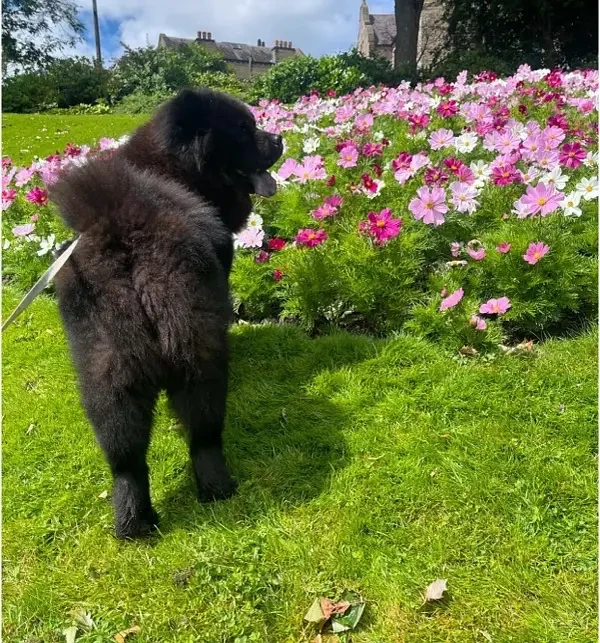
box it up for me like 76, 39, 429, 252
250, 171, 277, 197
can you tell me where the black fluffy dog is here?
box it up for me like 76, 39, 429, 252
50, 89, 283, 539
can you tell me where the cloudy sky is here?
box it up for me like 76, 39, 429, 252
73, 0, 395, 63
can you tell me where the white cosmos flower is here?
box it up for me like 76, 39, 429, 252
454, 132, 478, 154
540, 166, 568, 191
561, 192, 582, 217
246, 212, 263, 228
37, 234, 56, 256
302, 136, 320, 154
575, 176, 599, 201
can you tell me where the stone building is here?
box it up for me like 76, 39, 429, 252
157, 31, 303, 79
357, 0, 445, 69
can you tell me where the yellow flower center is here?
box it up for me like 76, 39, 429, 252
308, 233, 316, 240
426, 200, 434, 208
533, 252, 542, 260
376, 220, 385, 228
537, 197, 547, 205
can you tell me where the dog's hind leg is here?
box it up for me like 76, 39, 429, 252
167, 353, 237, 503
82, 382, 159, 539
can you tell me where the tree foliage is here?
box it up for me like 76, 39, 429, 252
440, 0, 598, 70
2, 0, 84, 71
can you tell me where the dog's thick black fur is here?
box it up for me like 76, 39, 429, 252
49, 88, 283, 539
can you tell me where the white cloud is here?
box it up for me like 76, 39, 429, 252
86, 0, 394, 59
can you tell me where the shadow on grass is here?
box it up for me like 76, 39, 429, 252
157, 323, 376, 534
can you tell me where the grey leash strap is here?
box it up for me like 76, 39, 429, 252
2, 237, 80, 332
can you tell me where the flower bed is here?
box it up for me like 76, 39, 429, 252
2, 66, 598, 350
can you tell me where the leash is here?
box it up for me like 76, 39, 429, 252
2, 237, 80, 332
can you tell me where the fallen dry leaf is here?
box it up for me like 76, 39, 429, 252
319, 597, 350, 620
113, 626, 140, 642
459, 345, 479, 357
98, 490, 109, 499
424, 579, 448, 602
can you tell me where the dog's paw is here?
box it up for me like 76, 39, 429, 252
114, 507, 160, 540
196, 475, 238, 503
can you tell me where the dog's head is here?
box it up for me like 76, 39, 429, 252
153, 88, 283, 198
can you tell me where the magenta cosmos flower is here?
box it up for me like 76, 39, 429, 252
364, 208, 402, 246
523, 242, 550, 265
520, 182, 563, 216
439, 287, 464, 311
496, 242, 512, 254
409, 186, 448, 226
479, 297, 511, 315
25, 186, 48, 206
491, 164, 520, 186
296, 228, 328, 248
559, 142, 586, 169
2, 189, 17, 210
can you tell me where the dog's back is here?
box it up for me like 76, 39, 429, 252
51, 153, 233, 386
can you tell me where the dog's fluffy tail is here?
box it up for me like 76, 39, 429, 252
49, 156, 131, 234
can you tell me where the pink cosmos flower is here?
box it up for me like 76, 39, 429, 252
98, 137, 118, 150
12, 223, 35, 237
559, 142, 586, 169
439, 287, 464, 311
312, 195, 343, 220
255, 250, 270, 263
523, 241, 550, 265
520, 182, 563, 216
469, 315, 487, 330
41, 164, 61, 187
450, 181, 479, 213
466, 240, 486, 261
450, 242, 461, 257
541, 126, 566, 149
429, 128, 455, 150
335, 104, 355, 123
278, 158, 300, 180
337, 145, 359, 168
491, 164, 520, 186
25, 187, 48, 206
235, 227, 264, 248
410, 153, 430, 172
354, 113, 374, 133
296, 228, 328, 248
15, 167, 35, 187
295, 155, 327, 183
2, 189, 17, 210
364, 208, 402, 246
409, 186, 448, 226
479, 297, 511, 315
496, 242, 512, 254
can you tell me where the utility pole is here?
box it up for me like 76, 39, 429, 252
92, 0, 102, 67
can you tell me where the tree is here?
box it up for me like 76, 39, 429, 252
394, 0, 424, 71
2, 0, 85, 72
440, 0, 598, 71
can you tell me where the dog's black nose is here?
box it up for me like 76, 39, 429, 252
272, 134, 283, 148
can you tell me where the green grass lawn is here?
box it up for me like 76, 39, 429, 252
3, 288, 597, 642
2, 113, 147, 165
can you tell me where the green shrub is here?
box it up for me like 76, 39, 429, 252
109, 43, 231, 102
248, 54, 365, 103
2, 57, 109, 113
113, 91, 172, 115
193, 71, 250, 101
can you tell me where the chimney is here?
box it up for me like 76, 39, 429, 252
196, 30, 216, 49
272, 39, 297, 62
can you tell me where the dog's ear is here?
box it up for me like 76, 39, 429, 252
155, 89, 217, 173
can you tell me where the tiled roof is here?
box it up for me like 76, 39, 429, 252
370, 14, 396, 46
